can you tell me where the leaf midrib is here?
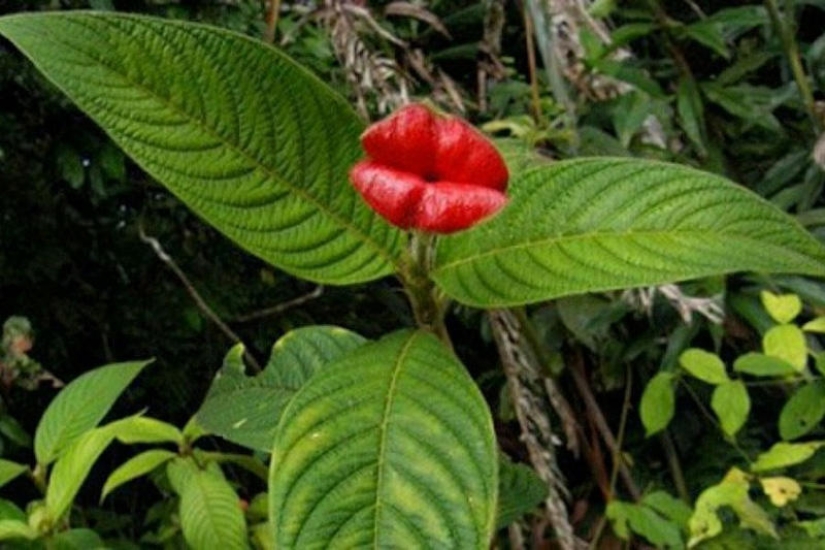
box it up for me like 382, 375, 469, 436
7, 12, 401, 270
372, 332, 417, 548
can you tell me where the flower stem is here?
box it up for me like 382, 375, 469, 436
403, 232, 454, 351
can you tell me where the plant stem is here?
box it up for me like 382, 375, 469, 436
522, 2, 544, 126
765, 0, 822, 133
137, 220, 262, 373
661, 429, 690, 503
403, 232, 454, 351
570, 348, 641, 502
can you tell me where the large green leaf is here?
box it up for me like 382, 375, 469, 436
433, 158, 825, 307
167, 458, 248, 550
34, 360, 150, 465
197, 326, 367, 451
0, 12, 403, 284
269, 330, 498, 549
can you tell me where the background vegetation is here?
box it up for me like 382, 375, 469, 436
2, 0, 825, 548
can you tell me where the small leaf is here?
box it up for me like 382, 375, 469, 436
763, 324, 808, 371
496, 457, 548, 529
0, 415, 31, 448
101, 449, 177, 501
0, 520, 38, 541
606, 501, 684, 548
110, 416, 183, 445
816, 353, 825, 376
803, 316, 825, 333
679, 21, 729, 58
761, 291, 802, 324
711, 380, 750, 437
49, 528, 105, 549
0, 500, 26, 522
269, 330, 498, 549
197, 326, 367, 451
676, 77, 706, 154
432, 158, 825, 307
778, 380, 825, 440
752, 441, 825, 472
733, 352, 798, 377
167, 458, 248, 550
760, 476, 801, 507
679, 349, 729, 385
640, 372, 676, 437
642, 491, 692, 528
798, 517, 825, 538
689, 468, 776, 547
0, 460, 27, 490
34, 360, 150, 465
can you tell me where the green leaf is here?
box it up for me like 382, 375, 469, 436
34, 360, 150, 465
763, 324, 808, 371
0, 12, 403, 285
640, 372, 676, 437
607, 501, 684, 548
0, 460, 27, 490
0, 500, 26, 522
496, 457, 548, 529
733, 352, 798, 377
101, 449, 177, 501
752, 441, 825, 472
590, 59, 665, 98
679, 349, 729, 385
711, 380, 750, 437
642, 491, 692, 528
167, 458, 248, 550
109, 416, 183, 445
803, 316, 825, 333
0, 520, 38, 542
702, 83, 781, 132
679, 21, 729, 58
0, 414, 31, 448
49, 528, 105, 550
197, 326, 367, 451
432, 158, 825, 307
760, 291, 802, 324
269, 330, 498, 549
779, 380, 825, 440
676, 77, 706, 154
689, 469, 776, 547
46, 424, 120, 520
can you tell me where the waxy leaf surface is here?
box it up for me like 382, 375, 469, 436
269, 330, 497, 549
433, 158, 825, 307
0, 12, 403, 284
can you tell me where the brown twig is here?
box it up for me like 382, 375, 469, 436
137, 220, 262, 373
264, 0, 282, 44
231, 286, 324, 323
569, 348, 641, 502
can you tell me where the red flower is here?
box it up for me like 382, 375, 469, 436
349, 104, 508, 234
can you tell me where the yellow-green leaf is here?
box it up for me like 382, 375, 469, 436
763, 324, 808, 371
760, 290, 802, 324
760, 476, 801, 507
680, 349, 729, 385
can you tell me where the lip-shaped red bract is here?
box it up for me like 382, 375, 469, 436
349, 104, 509, 234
